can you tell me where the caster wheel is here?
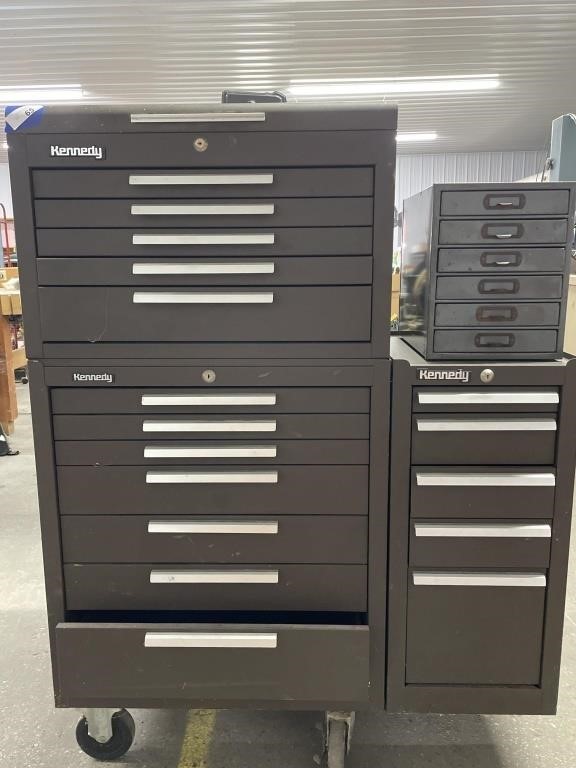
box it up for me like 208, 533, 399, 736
20, 377, 28, 385
326, 720, 347, 768
75, 709, 135, 761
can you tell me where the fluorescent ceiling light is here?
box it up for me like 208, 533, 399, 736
397, 132, 438, 143
0, 84, 84, 102
290, 76, 500, 97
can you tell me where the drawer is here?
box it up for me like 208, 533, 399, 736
55, 623, 370, 705
410, 520, 552, 568
440, 188, 571, 217
35, 227, 373, 257
436, 275, 563, 300
438, 219, 568, 246
406, 571, 545, 685
34, 197, 373, 228
57, 465, 369, 516
52, 413, 369, 440
412, 414, 556, 465
61, 515, 368, 564
38, 286, 372, 343
437, 247, 567, 273
434, 302, 560, 327
54, 439, 369, 466
433, 329, 558, 355
36, 256, 373, 287
33, 167, 375, 199
63, 563, 367, 612
411, 467, 556, 519
413, 387, 559, 413
51, 386, 370, 415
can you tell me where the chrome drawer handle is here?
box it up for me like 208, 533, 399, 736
142, 419, 277, 433
132, 233, 275, 245
495, 232, 514, 239
141, 393, 277, 406
414, 523, 552, 538
133, 291, 274, 304
132, 262, 275, 276
129, 173, 274, 186
131, 204, 275, 216
417, 391, 559, 405
413, 572, 546, 587
416, 418, 557, 432
144, 632, 278, 649
416, 472, 555, 487
131, 111, 266, 123
147, 520, 279, 535
146, 470, 278, 484
144, 445, 277, 458
150, 569, 279, 584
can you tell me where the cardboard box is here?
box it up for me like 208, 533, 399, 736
0, 292, 22, 315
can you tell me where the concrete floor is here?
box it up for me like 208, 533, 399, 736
1, 385, 576, 768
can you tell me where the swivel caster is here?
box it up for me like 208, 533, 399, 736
75, 708, 135, 761
325, 711, 355, 768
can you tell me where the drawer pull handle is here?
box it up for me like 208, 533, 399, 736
416, 417, 557, 432
480, 251, 522, 268
484, 194, 524, 210
475, 333, 515, 348
496, 232, 513, 239
144, 632, 278, 649
133, 262, 275, 275
416, 472, 555, 487
414, 523, 552, 538
478, 279, 518, 295
417, 391, 559, 405
150, 569, 279, 584
133, 291, 274, 304
129, 173, 274, 186
413, 572, 546, 587
147, 520, 279, 535
141, 393, 277, 406
476, 305, 517, 322
142, 419, 277, 433
146, 470, 278, 484
482, 223, 523, 241
131, 204, 275, 216
132, 233, 275, 245
131, 111, 266, 123
144, 445, 277, 458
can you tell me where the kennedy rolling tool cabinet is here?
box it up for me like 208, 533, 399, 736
6, 102, 397, 766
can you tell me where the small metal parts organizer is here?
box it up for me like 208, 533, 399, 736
399, 182, 576, 360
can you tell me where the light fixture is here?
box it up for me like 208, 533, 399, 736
397, 132, 438, 143
0, 84, 84, 102
289, 75, 500, 97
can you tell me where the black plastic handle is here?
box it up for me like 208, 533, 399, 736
475, 333, 515, 348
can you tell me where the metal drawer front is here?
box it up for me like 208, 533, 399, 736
54, 624, 370, 705
433, 329, 558, 355
438, 219, 569, 245
440, 189, 571, 216
61, 515, 367, 564
63, 563, 367, 612
436, 247, 567, 273
436, 275, 563, 300
434, 302, 560, 327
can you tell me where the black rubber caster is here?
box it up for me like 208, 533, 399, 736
326, 720, 347, 768
75, 709, 135, 761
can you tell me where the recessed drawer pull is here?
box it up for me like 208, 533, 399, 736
142, 419, 277, 432
146, 470, 278, 484
132, 233, 275, 245
144, 445, 277, 458
144, 632, 278, 649
417, 391, 559, 405
131, 204, 275, 216
150, 569, 279, 584
132, 263, 275, 275
416, 472, 556, 487
414, 523, 552, 538
416, 418, 557, 432
141, 393, 277, 406
147, 520, 279, 535
133, 291, 274, 304
495, 232, 514, 239
413, 572, 546, 587
129, 173, 274, 186
131, 111, 266, 123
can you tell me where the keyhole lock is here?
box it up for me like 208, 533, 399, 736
194, 137, 208, 152
480, 368, 495, 384
202, 369, 216, 383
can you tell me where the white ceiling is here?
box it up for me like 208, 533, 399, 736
1, 0, 576, 162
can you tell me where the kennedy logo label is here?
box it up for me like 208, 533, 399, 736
418, 369, 471, 383
72, 373, 114, 383
50, 145, 105, 159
